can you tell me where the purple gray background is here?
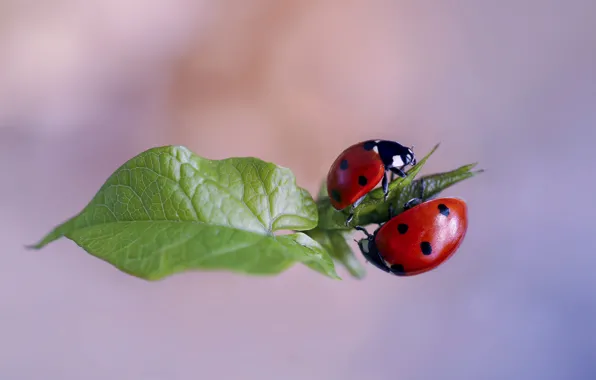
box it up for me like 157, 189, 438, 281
1, 1, 595, 379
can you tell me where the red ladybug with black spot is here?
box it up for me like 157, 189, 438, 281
355, 190, 468, 276
326, 140, 417, 224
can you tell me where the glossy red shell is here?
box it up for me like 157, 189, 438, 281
326, 142, 385, 210
375, 198, 468, 276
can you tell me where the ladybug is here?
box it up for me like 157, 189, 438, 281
355, 191, 468, 276
326, 139, 416, 224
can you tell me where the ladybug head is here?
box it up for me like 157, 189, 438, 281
357, 237, 373, 255
378, 140, 417, 169
406, 146, 416, 166
356, 233, 393, 274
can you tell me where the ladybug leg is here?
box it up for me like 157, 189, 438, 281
389, 166, 407, 178
384, 167, 406, 200
376, 201, 396, 228
382, 171, 390, 201
353, 195, 366, 207
404, 198, 421, 210
418, 176, 425, 199
388, 203, 395, 219
346, 213, 353, 225
346, 195, 366, 225
403, 177, 426, 210
354, 226, 373, 239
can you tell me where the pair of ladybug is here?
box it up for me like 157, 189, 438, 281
326, 139, 468, 276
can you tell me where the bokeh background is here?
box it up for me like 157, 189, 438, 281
2, 1, 596, 379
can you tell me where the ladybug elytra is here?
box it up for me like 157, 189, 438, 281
355, 188, 468, 276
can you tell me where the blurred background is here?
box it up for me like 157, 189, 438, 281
2, 0, 596, 379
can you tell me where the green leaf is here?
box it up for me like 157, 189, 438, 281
30, 146, 339, 280
305, 227, 366, 279
316, 144, 483, 229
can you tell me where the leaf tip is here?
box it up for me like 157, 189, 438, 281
317, 260, 342, 280
25, 236, 53, 250
348, 266, 366, 280
424, 142, 441, 157
466, 162, 485, 175
410, 142, 440, 170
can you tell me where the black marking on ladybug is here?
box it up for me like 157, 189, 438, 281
363, 141, 376, 151
420, 241, 432, 255
358, 175, 368, 186
331, 189, 342, 203
390, 264, 406, 275
397, 223, 409, 234
340, 159, 349, 170
438, 203, 450, 216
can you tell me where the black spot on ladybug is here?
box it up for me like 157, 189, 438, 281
420, 241, 432, 255
331, 189, 341, 203
358, 176, 368, 186
397, 223, 408, 234
390, 264, 406, 275
363, 141, 375, 151
438, 203, 450, 216
340, 159, 349, 170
